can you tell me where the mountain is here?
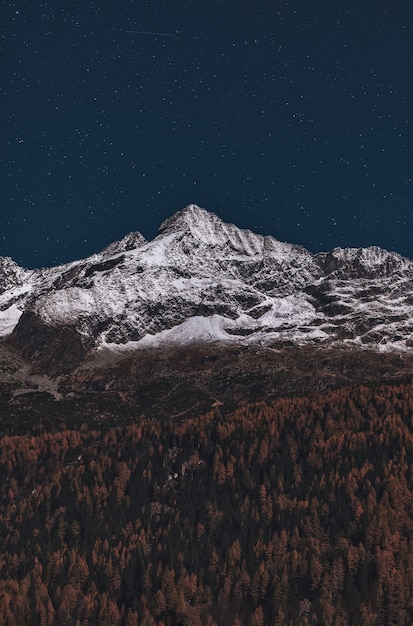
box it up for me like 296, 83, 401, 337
3, 206, 413, 626
2, 204, 413, 378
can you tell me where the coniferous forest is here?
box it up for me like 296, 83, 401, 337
1, 381, 413, 624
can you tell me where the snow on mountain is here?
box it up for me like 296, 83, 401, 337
99, 231, 147, 256
2, 204, 413, 372
0, 257, 32, 296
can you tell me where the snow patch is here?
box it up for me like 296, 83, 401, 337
100, 315, 234, 352
0, 304, 23, 337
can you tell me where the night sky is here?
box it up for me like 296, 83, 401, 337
2, 1, 413, 268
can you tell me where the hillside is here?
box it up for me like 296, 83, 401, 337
1, 381, 413, 624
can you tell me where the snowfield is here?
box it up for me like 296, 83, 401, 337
2, 204, 413, 358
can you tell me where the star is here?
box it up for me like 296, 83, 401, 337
1, 2, 413, 268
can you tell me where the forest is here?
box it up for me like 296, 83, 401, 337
1, 380, 413, 624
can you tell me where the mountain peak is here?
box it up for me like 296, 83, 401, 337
100, 231, 147, 256
157, 204, 219, 235
156, 204, 272, 257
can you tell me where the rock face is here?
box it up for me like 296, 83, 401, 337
2, 204, 413, 373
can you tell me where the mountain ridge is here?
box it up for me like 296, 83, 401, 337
2, 204, 413, 375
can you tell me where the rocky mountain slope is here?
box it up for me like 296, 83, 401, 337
2, 204, 413, 425
2, 204, 413, 377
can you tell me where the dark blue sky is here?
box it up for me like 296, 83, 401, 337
1, 0, 413, 268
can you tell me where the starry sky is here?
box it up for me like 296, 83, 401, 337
1, 0, 413, 268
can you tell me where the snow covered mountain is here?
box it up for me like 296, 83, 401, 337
2, 204, 413, 373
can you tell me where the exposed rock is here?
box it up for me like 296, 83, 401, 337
9, 310, 88, 374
